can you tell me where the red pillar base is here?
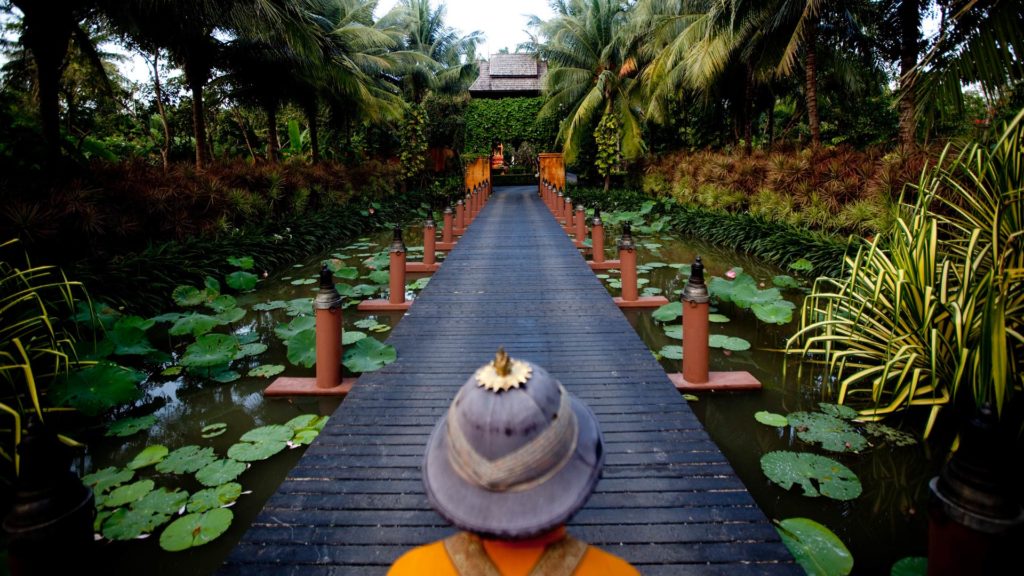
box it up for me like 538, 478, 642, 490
263, 376, 357, 397
589, 260, 620, 271
435, 242, 457, 251
613, 296, 670, 309
453, 228, 467, 236
405, 262, 441, 273
667, 371, 762, 391
357, 300, 412, 312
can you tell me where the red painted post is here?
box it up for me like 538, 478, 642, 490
682, 256, 710, 385
618, 224, 638, 302
423, 215, 436, 267
388, 228, 407, 305
574, 204, 586, 243
591, 209, 605, 264
563, 196, 573, 228
313, 265, 343, 389
442, 206, 454, 244
455, 199, 465, 231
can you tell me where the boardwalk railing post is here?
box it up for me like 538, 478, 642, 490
563, 196, 572, 233
682, 256, 710, 385
439, 205, 456, 250
264, 265, 356, 396
407, 213, 440, 273
574, 204, 586, 247
592, 209, 605, 263
389, 227, 407, 304
455, 198, 466, 233
556, 190, 565, 221
618, 224, 638, 301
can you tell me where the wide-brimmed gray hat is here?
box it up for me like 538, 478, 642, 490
422, 348, 604, 539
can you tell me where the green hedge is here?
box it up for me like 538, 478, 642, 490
463, 97, 557, 154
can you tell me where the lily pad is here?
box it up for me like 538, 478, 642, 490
353, 318, 381, 330
334, 267, 360, 280
343, 337, 397, 373
682, 394, 699, 401
285, 298, 314, 316
752, 300, 796, 324
342, 331, 367, 345
127, 445, 169, 470
104, 479, 155, 508
82, 466, 134, 494
252, 300, 287, 312
286, 329, 317, 368
891, 557, 927, 576
187, 483, 243, 513
275, 316, 316, 342
206, 295, 237, 314
238, 342, 268, 358
241, 425, 294, 443
227, 440, 287, 462
409, 277, 431, 290
161, 366, 182, 377
50, 363, 145, 417
172, 286, 206, 307
863, 423, 918, 447
292, 429, 320, 445
285, 414, 329, 431
659, 345, 683, 360
227, 256, 255, 270
210, 369, 241, 383
652, 302, 683, 322
708, 334, 751, 351
106, 325, 159, 356
663, 325, 683, 340
215, 307, 246, 324
156, 446, 218, 475
195, 459, 246, 487
159, 508, 234, 552
773, 275, 801, 289
776, 517, 853, 576
787, 412, 867, 453
248, 364, 285, 378
181, 334, 241, 369
819, 403, 859, 420
755, 411, 789, 427
116, 315, 156, 332
708, 313, 731, 323
107, 415, 158, 437
201, 423, 228, 439
290, 278, 317, 286
101, 507, 169, 540
204, 276, 221, 297
789, 258, 814, 272
135, 487, 189, 516
225, 271, 259, 292
760, 451, 862, 501
366, 270, 391, 285
169, 313, 222, 337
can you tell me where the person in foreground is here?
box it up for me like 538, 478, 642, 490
389, 348, 639, 576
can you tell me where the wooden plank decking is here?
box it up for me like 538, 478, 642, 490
221, 186, 799, 575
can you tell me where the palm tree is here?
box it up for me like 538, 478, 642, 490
535, 0, 643, 168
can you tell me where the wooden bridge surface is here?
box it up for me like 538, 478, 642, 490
221, 185, 799, 575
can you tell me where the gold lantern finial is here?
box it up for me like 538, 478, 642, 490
475, 347, 532, 392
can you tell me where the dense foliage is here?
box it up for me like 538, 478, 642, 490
462, 97, 557, 154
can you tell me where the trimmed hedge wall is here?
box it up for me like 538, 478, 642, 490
463, 97, 558, 154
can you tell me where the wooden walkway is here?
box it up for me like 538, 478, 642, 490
221, 186, 799, 575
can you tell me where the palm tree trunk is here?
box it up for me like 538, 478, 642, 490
149, 50, 171, 171
187, 75, 210, 170
898, 0, 920, 147
743, 63, 754, 156
266, 104, 280, 164
19, 5, 73, 167
805, 17, 821, 150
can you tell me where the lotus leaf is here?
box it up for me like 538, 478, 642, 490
760, 451, 862, 501
50, 363, 144, 416
659, 345, 683, 360
733, 284, 782, 308
343, 331, 367, 345
709, 273, 756, 303
241, 425, 294, 443
106, 415, 158, 438
285, 414, 328, 431
291, 278, 317, 286
682, 394, 699, 401
127, 445, 169, 470
285, 298, 314, 316
752, 300, 796, 324
776, 517, 853, 576
286, 329, 317, 368
151, 311, 186, 324
755, 411, 789, 427
135, 488, 189, 516
159, 508, 233, 552
215, 307, 246, 324
409, 277, 431, 290
94, 508, 114, 532
210, 370, 241, 383
607, 279, 622, 289
275, 316, 316, 342
334, 267, 359, 280
642, 287, 663, 296
225, 256, 254, 270
195, 460, 246, 487
201, 423, 228, 439
238, 343, 268, 359
104, 480, 155, 508
252, 301, 287, 311
225, 271, 258, 292
708, 313, 731, 323
292, 429, 319, 445
652, 302, 683, 322
708, 335, 751, 351
350, 284, 381, 298
663, 325, 683, 340
81, 338, 115, 360
370, 324, 391, 333
353, 318, 380, 329
82, 466, 134, 494
181, 334, 241, 368
73, 300, 121, 330
107, 326, 158, 356
156, 446, 218, 474
343, 337, 397, 373
101, 507, 168, 540
645, 262, 668, 268
204, 276, 221, 297
891, 557, 927, 576
789, 258, 814, 272
161, 366, 182, 376
864, 423, 918, 447
187, 483, 243, 513
669, 263, 692, 275
206, 295, 237, 313
172, 286, 206, 307
819, 403, 860, 420
116, 315, 155, 332
227, 440, 287, 462
787, 412, 867, 453
169, 313, 222, 337
248, 364, 285, 378
367, 270, 391, 285
595, 274, 610, 279
773, 275, 801, 289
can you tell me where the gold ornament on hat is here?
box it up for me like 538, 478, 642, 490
475, 347, 532, 392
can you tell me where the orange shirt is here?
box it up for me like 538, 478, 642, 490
387, 527, 640, 576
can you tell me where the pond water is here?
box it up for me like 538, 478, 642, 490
83, 217, 937, 575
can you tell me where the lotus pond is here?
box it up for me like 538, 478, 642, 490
79, 212, 936, 575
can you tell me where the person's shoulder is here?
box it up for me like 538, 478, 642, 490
578, 544, 642, 576
387, 540, 457, 576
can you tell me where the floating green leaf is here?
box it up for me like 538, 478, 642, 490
891, 557, 927, 576
227, 256, 255, 270
82, 466, 134, 494
172, 286, 206, 307
789, 258, 814, 272
752, 300, 796, 324
241, 425, 294, 443
708, 313, 731, 323
663, 325, 683, 340
819, 403, 859, 420
353, 318, 381, 329
116, 315, 155, 332
776, 518, 853, 576
225, 271, 259, 292
787, 412, 867, 453
210, 369, 241, 383
659, 345, 683, 360
159, 508, 233, 552
760, 451, 862, 500
285, 415, 328, 431
773, 275, 801, 289
151, 311, 185, 324
201, 423, 228, 439
291, 278, 317, 286
104, 479, 155, 508
248, 364, 285, 378
127, 445, 169, 470
135, 487, 189, 516
682, 394, 699, 401
101, 507, 168, 541
106, 325, 158, 356
156, 446, 218, 475
106, 415, 158, 437
206, 295, 237, 313
292, 429, 319, 445
343, 331, 367, 345
708, 335, 751, 351
645, 262, 668, 268
285, 298, 314, 316
334, 267, 359, 280
161, 366, 182, 377
252, 301, 287, 312
204, 276, 221, 297
343, 337, 397, 373
755, 411, 789, 427
169, 313, 222, 337
275, 316, 316, 342
863, 423, 918, 447
286, 329, 317, 368
652, 302, 683, 322
50, 363, 145, 417
215, 307, 246, 324
227, 440, 286, 462
366, 270, 391, 285
409, 277, 431, 290
187, 483, 243, 513
238, 342, 268, 358
181, 334, 241, 368
195, 459, 246, 487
